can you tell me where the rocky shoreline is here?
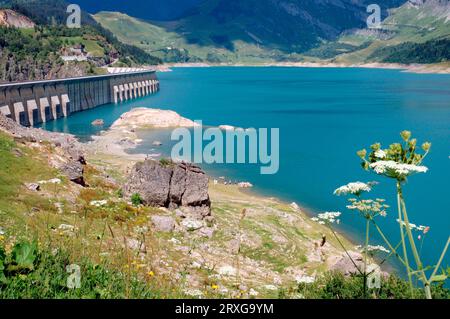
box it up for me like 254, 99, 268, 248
0, 111, 377, 294
158, 61, 450, 75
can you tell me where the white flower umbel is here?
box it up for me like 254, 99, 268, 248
295, 275, 316, 284
334, 182, 373, 196
396, 219, 428, 232
312, 212, 341, 225
367, 245, 390, 254
374, 149, 387, 159
370, 161, 428, 178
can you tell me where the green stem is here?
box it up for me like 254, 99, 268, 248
371, 220, 408, 267
400, 196, 432, 299
363, 218, 370, 298
330, 228, 364, 276
397, 182, 414, 297
430, 237, 450, 283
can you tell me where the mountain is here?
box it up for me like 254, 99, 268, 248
0, 0, 162, 82
94, 0, 408, 63
306, 0, 450, 63
72, 0, 203, 21
0, 8, 35, 28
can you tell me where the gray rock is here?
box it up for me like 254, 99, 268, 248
124, 160, 172, 206
175, 209, 186, 218
25, 183, 40, 191
91, 119, 104, 126
124, 160, 211, 216
199, 227, 215, 238
60, 161, 85, 186
182, 164, 210, 208
330, 251, 364, 276
151, 215, 175, 232
169, 165, 186, 205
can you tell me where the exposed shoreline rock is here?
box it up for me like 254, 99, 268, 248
124, 160, 211, 217
111, 107, 200, 129
0, 113, 87, 186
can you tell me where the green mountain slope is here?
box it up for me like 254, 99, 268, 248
0, 0, 162, 82
95, 1, 449, 65
320, 0, 450, 64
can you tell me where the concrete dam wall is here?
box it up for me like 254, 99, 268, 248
0, 70, 159, 127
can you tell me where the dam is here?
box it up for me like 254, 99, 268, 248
0, 70, 159, 127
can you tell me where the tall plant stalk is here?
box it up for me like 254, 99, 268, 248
396, 182, 414, 297
398, 184, 432, 299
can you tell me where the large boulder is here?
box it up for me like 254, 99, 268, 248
329, 251, 364, 276
124, 160, 211, 214
60, 161, 85, 186
151, 215, 176, 232
124, 160, 172, 206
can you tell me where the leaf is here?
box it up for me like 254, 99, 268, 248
0, 260, 6, 284
430, 274, 447, 283
11, 241, 37, 270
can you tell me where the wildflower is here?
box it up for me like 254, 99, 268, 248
295, 275, 316, 284
147, 271, 155, 277
183, 288, 203, 298
0, 235, 4, 242
90, 200, 108, 207
38, 178, 61, 185
134, 226, 148, 234
374, 149, 387, 159
312, 212, 341, 225
264, 285, 278, 291
396, 219, 428, 232
334, 182, 373, 196
366, 245, 390, 254
369, 161, 428, 178
218, 265, 237, 276
249, 288, 259, 297
211, 284, 219, 290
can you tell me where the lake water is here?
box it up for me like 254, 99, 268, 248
42, 67, 450, 272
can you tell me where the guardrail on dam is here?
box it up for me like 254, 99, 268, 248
0, 70, 159, 127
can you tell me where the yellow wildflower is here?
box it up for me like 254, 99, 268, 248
211, 284, 219, 290
148, 271, 155, 277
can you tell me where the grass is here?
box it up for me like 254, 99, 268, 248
61, 36, 105, 57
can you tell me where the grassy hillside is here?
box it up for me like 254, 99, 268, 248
0, 0, 162, 82
95, 1, 449, 65
94, 11, 294, 63
324, 1, 450, 64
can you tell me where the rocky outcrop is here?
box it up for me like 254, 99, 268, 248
329, 251, 365, 276
124, 160, 211, 216
0, 10, 35, 28
0, 113, 86, 186
111, 108, 200, 129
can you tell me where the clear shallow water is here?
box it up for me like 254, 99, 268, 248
42, 67, 450, 272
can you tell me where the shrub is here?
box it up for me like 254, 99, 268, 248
131, 193, 143, 206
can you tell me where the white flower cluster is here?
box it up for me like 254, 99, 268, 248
370, 161, 428, 177
134, 226, 148, 234
367, 245, 390, 254
312, 212, 341, 225
334, 182, 373, 196
374, 150, 387, 159
396, 219, 429, 232
295, 275, 316, 284
90, 200, 108, 207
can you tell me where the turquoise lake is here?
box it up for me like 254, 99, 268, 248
42, 67, 450, 272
